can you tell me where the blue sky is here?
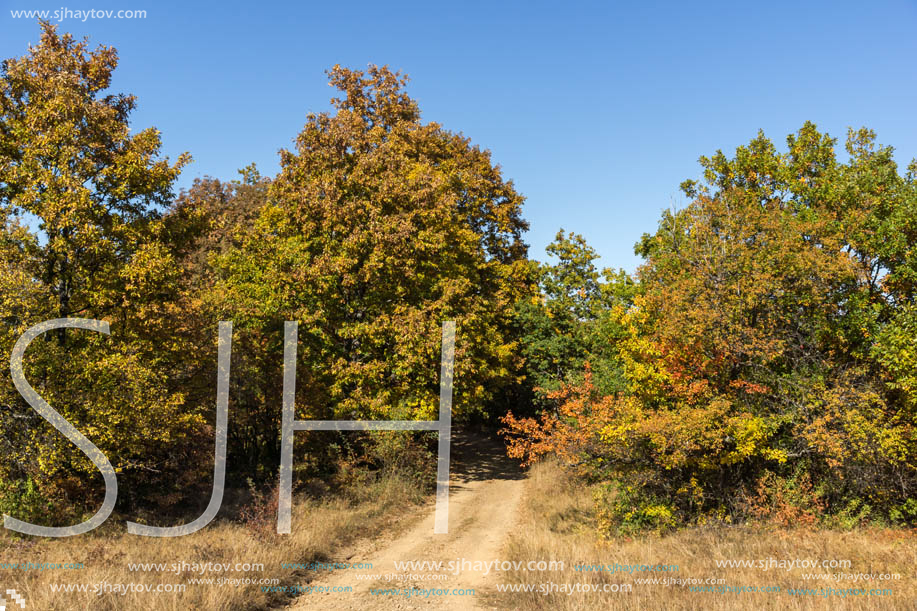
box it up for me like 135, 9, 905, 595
3, 0, 917, 271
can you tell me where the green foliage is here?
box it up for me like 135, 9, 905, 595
823, 498, 874, 531
888, 498, 917, 526
594, 482, 676, 536
514, 230, 635, 408
0, 478, 61, 528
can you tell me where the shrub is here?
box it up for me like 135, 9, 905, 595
594, 482, 677, 536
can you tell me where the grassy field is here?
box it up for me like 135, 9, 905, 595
0, 474, 428, 610
3, 455, 915, 610
490, 460, 917, 610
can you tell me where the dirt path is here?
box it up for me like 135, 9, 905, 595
288, 432, 525, 610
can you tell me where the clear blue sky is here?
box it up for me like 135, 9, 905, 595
3, 0, 917, 271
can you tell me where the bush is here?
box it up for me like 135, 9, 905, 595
889, 498, 917, 526
594, 482, 677, 536
0, 478, 65, 529
740, 470, 826, 527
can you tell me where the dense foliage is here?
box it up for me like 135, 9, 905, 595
2, 24, 916, 533
0, 25, 530, 521
0, 23, 208, 519
512, 230, 634, 408
503, 123, 917, 532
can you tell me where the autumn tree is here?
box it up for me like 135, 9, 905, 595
504, 123, 917, 531
0, 23, 207, 519
207, 65, 530, 477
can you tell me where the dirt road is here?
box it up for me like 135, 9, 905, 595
287, 433, 525, 610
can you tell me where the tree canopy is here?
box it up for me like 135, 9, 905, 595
504, 123, 917, 531
0, 23, 205, 519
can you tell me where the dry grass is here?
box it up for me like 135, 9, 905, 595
0, 474, 428, 610
490, 460, 917, 610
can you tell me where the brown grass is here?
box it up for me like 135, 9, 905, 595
0, 473, 428, 610
489, 460, 917, 610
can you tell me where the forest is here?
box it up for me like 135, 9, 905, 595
2, 22, 917, 541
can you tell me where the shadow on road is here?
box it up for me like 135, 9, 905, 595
450, 429, 525, 485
